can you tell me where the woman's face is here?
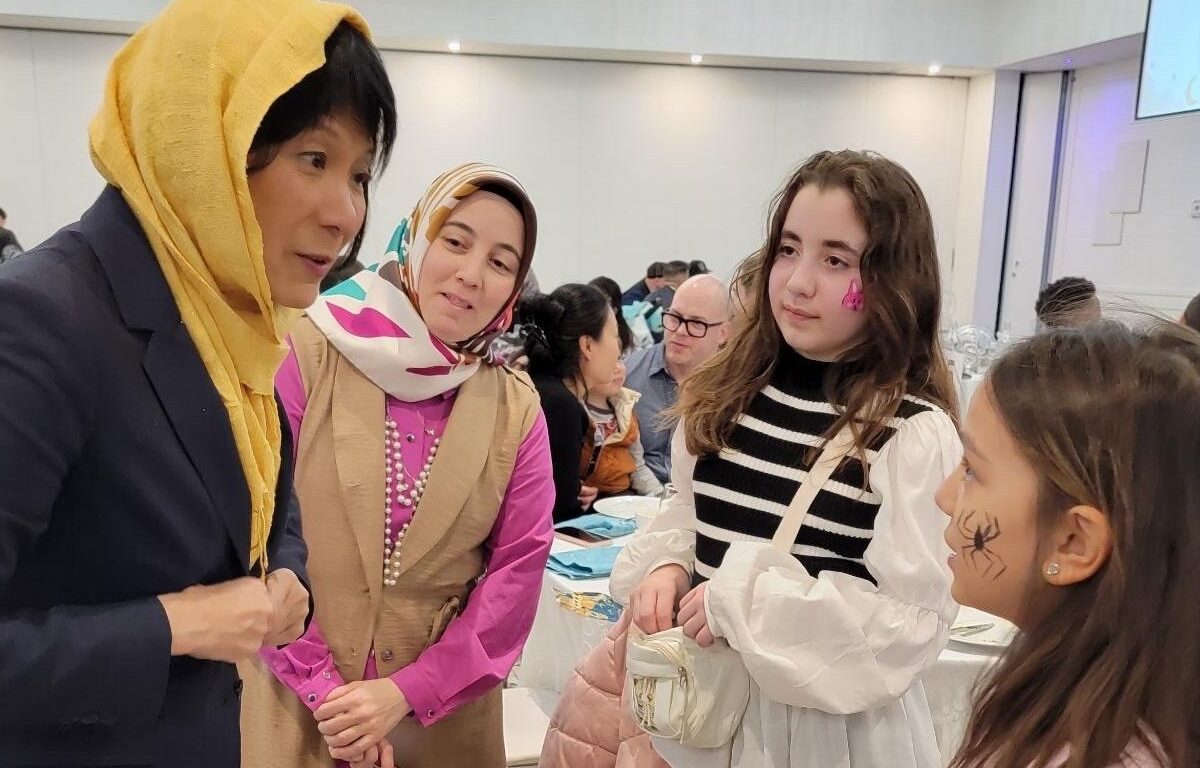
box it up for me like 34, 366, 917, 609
767, 184, 870, 362
416, 190, 525, 344
579, 308, 622, 391
250, 112, 375, 309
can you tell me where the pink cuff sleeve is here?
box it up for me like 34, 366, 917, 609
259, 616, 347, 712
390, 663, 443, 725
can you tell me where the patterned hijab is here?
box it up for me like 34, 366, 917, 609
306, 163, 537, 402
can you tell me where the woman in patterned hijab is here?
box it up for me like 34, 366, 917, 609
241, 163, 555, 768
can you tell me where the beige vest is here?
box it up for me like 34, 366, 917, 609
240, 318, 540, 768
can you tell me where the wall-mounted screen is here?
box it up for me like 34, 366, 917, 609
1136, 0, 1200, 119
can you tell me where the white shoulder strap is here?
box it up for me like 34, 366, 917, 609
771, 424, 856, 553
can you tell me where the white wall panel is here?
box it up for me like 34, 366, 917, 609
1050, 57, 1200, 318
2, 32, 971, 295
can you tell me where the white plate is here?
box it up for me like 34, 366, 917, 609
593, 496, 660, 520
949, 606, 1017, 651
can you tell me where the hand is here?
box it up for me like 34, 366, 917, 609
348, 739, 395, 768
315, 679, 411, 761
628, 564, 690, 635
157, 577, 272, 662
348, 743, 378, 768
677, 583, 715, 647
263, 568, 309, 646
578, 484, 599, 510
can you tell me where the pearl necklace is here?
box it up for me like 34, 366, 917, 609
383, 417, 440, 587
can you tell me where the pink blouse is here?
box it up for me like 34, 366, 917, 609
260, 347, 554, 726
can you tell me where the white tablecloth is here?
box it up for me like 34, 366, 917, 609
520, 538, 998, 766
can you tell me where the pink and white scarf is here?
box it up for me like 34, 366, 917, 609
306, 162, 537, 402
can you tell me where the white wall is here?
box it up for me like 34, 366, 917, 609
1049, 57, 1200, 319
950, 72, 1020, 329
0, 28, 971, 292
0, 29, 123, 246
998, 72, 1068, 337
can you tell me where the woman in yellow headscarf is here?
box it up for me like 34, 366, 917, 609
0, 1, 395, 766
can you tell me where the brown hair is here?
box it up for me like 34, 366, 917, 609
679, 150, 957, 457
951, 321, 1200, 768
730, 248, 763, 318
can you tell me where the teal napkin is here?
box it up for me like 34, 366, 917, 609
555, 513, 637, 539
546, 546, 622, 580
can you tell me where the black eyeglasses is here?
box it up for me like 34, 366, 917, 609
661, 310, 725, 339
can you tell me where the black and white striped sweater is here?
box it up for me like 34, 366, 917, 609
691, 349, 936, 586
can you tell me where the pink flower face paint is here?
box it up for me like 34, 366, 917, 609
842, 279, 864, 312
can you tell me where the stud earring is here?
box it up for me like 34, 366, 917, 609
1044, 562, 1061, 578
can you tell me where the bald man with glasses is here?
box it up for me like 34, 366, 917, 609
624, 274, 731, 483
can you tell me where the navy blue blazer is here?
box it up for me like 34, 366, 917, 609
0, 187, 310, 766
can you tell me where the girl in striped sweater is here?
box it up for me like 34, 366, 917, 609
611, 150, 962, 768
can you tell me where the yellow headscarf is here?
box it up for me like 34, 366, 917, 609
89, 0, 372, 572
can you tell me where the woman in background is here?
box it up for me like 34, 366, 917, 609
521, 283, 623, 522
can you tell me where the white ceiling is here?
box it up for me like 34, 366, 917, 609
0, 0, 1149, 77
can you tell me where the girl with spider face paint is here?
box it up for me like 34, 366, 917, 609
935, 323, 1200, 768
934, 382, 1041, 620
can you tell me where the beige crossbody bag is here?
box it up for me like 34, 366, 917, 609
626, 424, 856, 748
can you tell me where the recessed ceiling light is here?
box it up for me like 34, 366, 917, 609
447, 39, 461, 53
690, 53, 704, 65
927, 62, 943, 76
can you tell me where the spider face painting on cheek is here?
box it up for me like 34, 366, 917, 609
956, 508, 1007, 579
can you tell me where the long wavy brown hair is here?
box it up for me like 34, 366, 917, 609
680, 150, 957, 457
951, 322, 1200, 768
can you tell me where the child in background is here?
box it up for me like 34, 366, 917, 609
583, 360, 664, 499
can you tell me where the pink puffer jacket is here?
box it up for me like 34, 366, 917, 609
538, 614, 670, 768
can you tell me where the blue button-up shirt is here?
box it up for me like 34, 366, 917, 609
624, 342, 677, 483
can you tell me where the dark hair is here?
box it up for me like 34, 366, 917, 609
248, 21, 397, 269
0, 208, 6, 219
646, 262, 666, 279
681, 150, 958, 457
589, 276, 634, 352
951, 322, 1200, 768
519, 283, 612, 381
688, 259, 709, 276
663, 260, 689, 279
1035, 276, 1097, 328
320, 257, 365, 293
477, 182, 527, 216
1184, 293, 1200, 333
